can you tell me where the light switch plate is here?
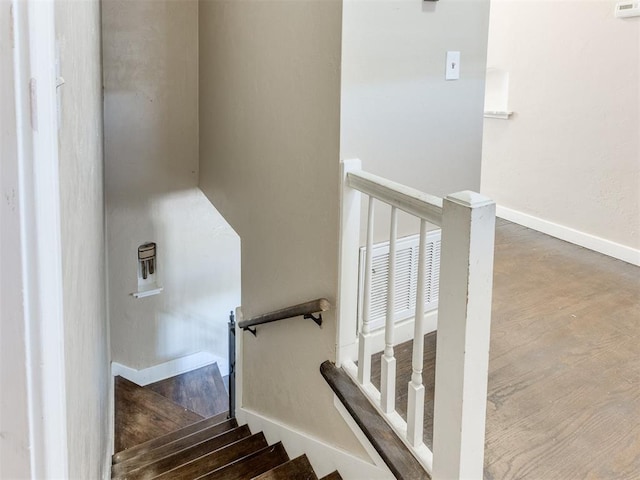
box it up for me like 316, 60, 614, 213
446, 51, 461, 80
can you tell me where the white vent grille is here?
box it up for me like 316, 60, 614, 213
358, 231, 441, 332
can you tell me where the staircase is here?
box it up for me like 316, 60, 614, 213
112, 365, 341, 480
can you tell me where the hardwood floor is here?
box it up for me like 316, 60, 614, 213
115, 363, 228, 453
147, 363, 229, 418
114, 376, 203, 452
372, 220, 640, 479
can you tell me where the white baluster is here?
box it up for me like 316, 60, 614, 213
432, 191, 496, 480
358, 196, 375, 385
407, 219, 427, 447
380, 207, 398, 414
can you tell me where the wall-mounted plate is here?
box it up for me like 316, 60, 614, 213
615, 1, 640, 18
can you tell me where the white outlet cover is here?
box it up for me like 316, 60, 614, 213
446, 51, 461, 80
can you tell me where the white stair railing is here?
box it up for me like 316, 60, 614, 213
337, 159, 496, 480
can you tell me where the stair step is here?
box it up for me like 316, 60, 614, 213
319, 471, 343, 480
115, 376, 203, 452
112, 421, 243, 477
147, 363, 229, 418
195, 442, 289, 480
113, 411, 229, 464
150, 433, 269, 480
320, 361, 430, 480
252, 454, 318, 480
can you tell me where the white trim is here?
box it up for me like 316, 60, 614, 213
332, 396, 392, 474
13, 1, 70, 478
111, 351, 226, 386
496, 205, 640, 266
236, 407, 393, 480
483, 111, 513, 119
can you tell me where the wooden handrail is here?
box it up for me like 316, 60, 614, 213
238, 298, 330, 336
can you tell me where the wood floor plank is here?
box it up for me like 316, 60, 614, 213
149, 433, 269, 480
252, 454, 318, 480
113, 412, 229, 465
195, 443, 289, 480
114, 376, 203, 453
370, 221, 640, 479
112, 421, 244, 477
146, 363, 229, 418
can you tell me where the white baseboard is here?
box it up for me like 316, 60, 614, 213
236, 407, 393, 480
497, 205, 640, 266
111, 351, 227, 386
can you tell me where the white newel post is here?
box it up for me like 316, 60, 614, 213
337, 159, 362, 367
432, 191, 496, 480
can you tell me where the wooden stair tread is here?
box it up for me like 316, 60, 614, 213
319, 471, 342, 480
147, 363, 229, 418
112, 421, 244, 477
113, 411, 229, 464
252, 454, 318, 480
320, 361, 429, 480
149, 433, 269, 480
114, 376, 203, 452
195, 442, 289, 480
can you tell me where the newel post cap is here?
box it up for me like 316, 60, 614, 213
445, 190, 495, 209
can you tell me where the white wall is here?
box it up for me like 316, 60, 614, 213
341, 0, 491, 239
0, 2, 31, 477
198, 0, 368, 458
102, 0, 241, 372
55, 1, 111, 477
482, 0, 640, 262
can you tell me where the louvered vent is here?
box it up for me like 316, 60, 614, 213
358, 231, 441, 332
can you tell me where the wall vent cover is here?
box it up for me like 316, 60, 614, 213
358, 230, 441, 332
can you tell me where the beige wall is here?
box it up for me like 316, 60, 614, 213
198, 0, 366, 456
103, 0, 241, 372
482, 0, 640, 252
55, 1, 111, 477
0, 2, 31, 477
341, 0, 491, 240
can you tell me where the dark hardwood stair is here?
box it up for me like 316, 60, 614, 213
252, 454, 318, 480
319, 472, 343, 480
151, 433, 269, 480
113, 364, 339, 480
115, 376, 203, 452
112, 422, 246, 477
113, 411, 229, 464
320, 360, 430, 480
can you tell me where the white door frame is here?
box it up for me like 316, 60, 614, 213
12, 1, 69, 477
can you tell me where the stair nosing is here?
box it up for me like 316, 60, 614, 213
147, 432, 269, 480
193, 442, 289, 480
112, 412, 231, 464
112, 420, 242, 476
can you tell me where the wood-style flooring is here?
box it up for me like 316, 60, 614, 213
147, 363, 229, 418
372, 219, 640, 479
114, 363, 228, 453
